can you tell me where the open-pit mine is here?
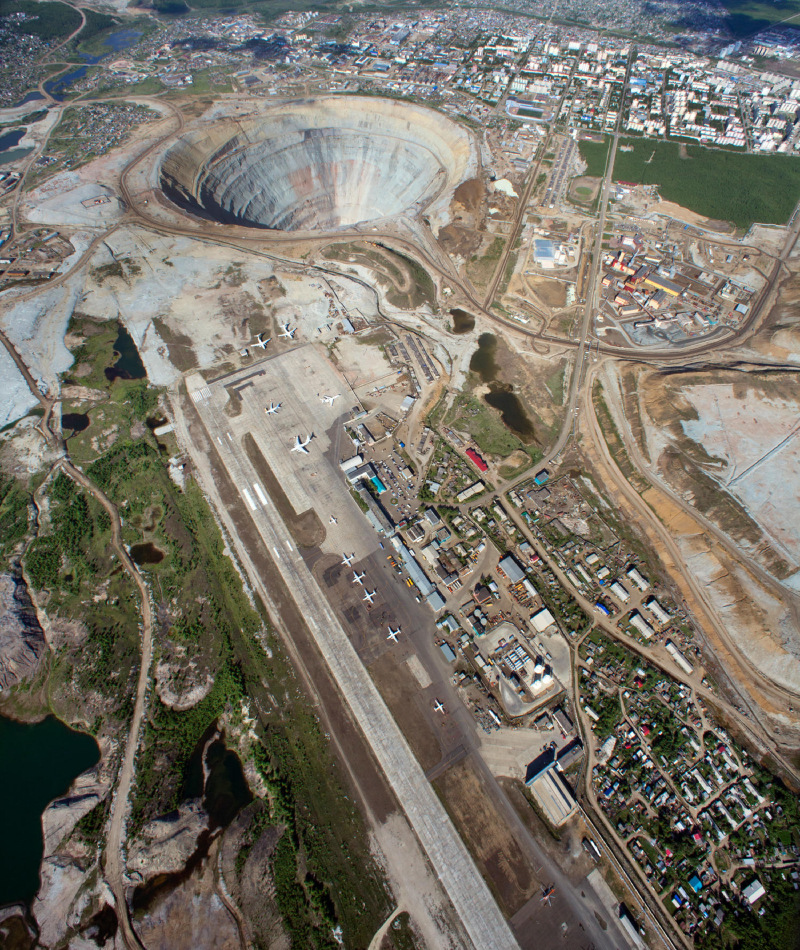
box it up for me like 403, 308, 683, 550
159, 97, 473, 232
4, 13, 800, 950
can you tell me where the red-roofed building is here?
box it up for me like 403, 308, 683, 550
466, 447, 488, 472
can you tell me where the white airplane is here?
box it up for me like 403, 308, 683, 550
290, 434, 312, 454
352, 570, 366, 585
329, 515, 338, 525
363, 589, 376, 604
386, 626, 401, 643
279, 324, 296, 339
341, 552, 355, 567
319, 393, 340, 406
265, 402, 282, 415
433, 699, 446, 714
254, 333, 271, 350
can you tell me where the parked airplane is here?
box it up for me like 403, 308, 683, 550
363, 589, 376, 604
254, 333, 270, 350
290, 434, 312, 454
279, 323, 296, 339
319, 393, 340, 406
352, 570, 366, 585
341, 553, 355, 567
265, 402, 282, 415
329, 515, 338, 525
386, 626, 401, 642
433, 699, 446, 714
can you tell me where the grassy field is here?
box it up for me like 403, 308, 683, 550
718, 0, 800, 36
448, 392, 528, 458
577, 136, 611, 178
612, 138, 800, 228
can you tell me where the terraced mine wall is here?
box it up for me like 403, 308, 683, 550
160, 96, 474, 232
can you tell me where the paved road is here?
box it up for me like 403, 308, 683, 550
191, 381, 519, 950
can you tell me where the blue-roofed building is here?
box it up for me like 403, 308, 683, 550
688, 875, 703, 893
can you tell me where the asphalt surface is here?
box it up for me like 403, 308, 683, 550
187, 367, 520, 950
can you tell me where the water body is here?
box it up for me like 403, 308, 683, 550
485, 384, 536, 442
45, 66, 89, 101
13, 91, 45, 108
0, 715, 99, 905
450, 308, 475, 334
0, 129, 26, 152
62, 412, 90, 433
0, 147, 34, 167
104, 28, 143, 53
469, 332, 499, 382
130, 541, 165, 566
81, 28, 144, 62
105, 323, 146, 382
202, 738, 252, 827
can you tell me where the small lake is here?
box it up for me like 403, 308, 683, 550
450, 308, 476, 334
130, 541, 165, 566
0, 147, 33, 167
0, 129, 26, 152
45, 66, 89, 101
485, 384, 536, 442
469, 332, 499, 382
13, 91, 45, 108
105, 323, 146, 382
62, 412, 90, 434
81, 28, 143, 62
0, 714, 99, 905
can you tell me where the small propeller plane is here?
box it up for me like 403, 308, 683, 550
329, 515, 338, 525
433, 699, 446, 714
363, 589, 376, 604
386, 626, 401, 643
341, 553, 355, 567
352, 570, 366, 586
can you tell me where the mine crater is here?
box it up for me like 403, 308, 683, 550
159, 97, 473, 233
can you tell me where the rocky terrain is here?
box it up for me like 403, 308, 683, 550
0, 567, 46, 691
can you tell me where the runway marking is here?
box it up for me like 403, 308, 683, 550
273, 546, 281, 560
242, 488, 257, 511
285, 540, 294, 552
253, 483, 268, 506
190, 386, 212, 404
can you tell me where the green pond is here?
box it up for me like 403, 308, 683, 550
0, 715, 99, 906
469, 332, 499, 382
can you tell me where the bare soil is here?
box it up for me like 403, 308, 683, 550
434, 756, 540, 917
368, 652, 442, 772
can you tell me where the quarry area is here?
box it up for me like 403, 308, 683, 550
1, 8, 800, 950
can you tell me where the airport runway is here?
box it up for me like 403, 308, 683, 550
187, 363, 521, 950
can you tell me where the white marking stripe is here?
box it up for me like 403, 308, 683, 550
253, 483, 268, 506
190, 386, 211, 403
242, 489, 257, 511
273, 546, 281, 560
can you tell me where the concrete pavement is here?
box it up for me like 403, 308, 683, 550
189, 370, 520, 950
